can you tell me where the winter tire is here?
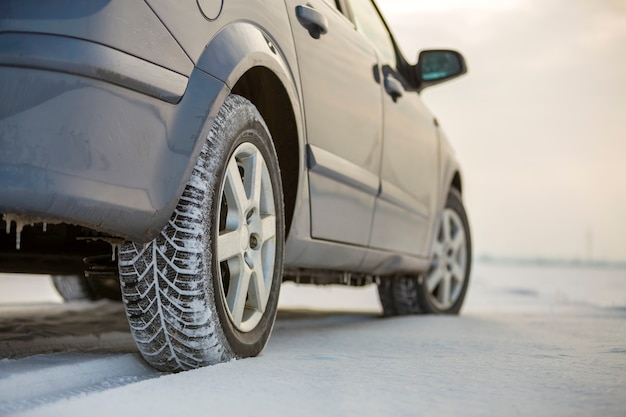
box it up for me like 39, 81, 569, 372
118, 95, 284, 372
51, 274, 97, 301
378, 188, 471, 315
378, 275, 424, 316
51, 275, 122, 302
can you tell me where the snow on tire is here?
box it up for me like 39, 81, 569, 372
118, 95, 284, 372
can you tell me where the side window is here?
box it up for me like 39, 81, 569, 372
348, 0, 396, 64
321, 0, 340, 9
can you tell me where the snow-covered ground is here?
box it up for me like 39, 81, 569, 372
0, 262, 625, 416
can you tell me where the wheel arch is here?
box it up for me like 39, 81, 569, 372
425, 149, 465, 261
231, 68, 300, 238
438, 163, 464, 213
450, 171, 462, 194
195, 22, 304, 239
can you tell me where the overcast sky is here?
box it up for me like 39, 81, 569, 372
377, 0, 626, 262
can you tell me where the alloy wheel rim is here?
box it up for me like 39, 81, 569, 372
216, 142, 277, 332
426, 208, 467, 310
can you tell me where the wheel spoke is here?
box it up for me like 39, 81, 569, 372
260, 214, 276, 241
248, 151, 264, 210
226, 266, 252, 328
451, 263, 465, 282
427, 267, 444, 293
450, 229, 465, 252
248, 261, 268, 314
438, 273, 451, 306
218, 230, 242, 262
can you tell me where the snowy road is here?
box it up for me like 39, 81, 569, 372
1, 263, 625, 416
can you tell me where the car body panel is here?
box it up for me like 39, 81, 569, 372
428, 127, 465, 252
0, 0, 467, 278
285, 0, 384, 246
0, 33, 188, 103
0, 0, 193, 76
0, 1, 303, 243
0, 65, 228, 241
369, 75, 441, 256
144, 0, 301, 82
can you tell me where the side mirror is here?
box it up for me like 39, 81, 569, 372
416, 50, 467, 92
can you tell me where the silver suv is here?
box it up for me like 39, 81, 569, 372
0, 0, 471, 372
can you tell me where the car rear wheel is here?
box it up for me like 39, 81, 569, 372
118, 95, 284, 372
378, 188, 471, 315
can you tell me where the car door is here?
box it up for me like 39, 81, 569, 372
347, 0, 441, 256
284, 0, 383, 247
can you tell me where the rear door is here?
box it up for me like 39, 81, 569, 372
347, 0, 441, 256
285, 0, 383, 246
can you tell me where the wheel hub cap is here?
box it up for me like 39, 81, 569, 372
426, 208, 468, 310
216, 142, 277, 332
240, 224, 250, 250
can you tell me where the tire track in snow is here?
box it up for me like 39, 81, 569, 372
0, 353, 161, 415
0, 301, 134, 359
0, 299, 162, 415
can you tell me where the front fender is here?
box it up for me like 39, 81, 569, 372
425, 127, 464, 258
438, 128, 463, 210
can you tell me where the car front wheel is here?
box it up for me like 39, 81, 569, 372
378, 188, 471, 315
51, 274, 122, 302
118, 95, 284, 372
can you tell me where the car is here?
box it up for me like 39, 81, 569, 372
0, 0, 471, 372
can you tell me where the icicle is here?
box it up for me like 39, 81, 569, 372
111, 242, 118, 261
3, 215, 62, 249
15, 222, 24, 250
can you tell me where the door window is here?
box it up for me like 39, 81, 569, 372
321, 0, 339, 9
349, 0, 396, 63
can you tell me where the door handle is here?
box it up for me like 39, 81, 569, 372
296, 5, 328, 39
384, 76, 403, 100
